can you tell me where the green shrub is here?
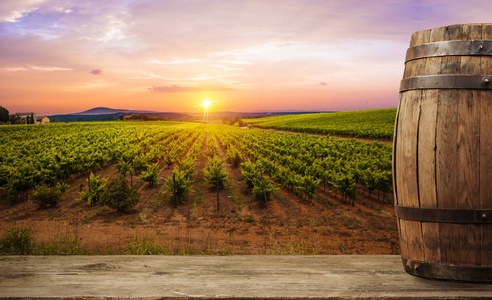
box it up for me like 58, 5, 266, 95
140, 163, 161, 187
0, 226, 33, 255
203, 156, 227, 189
56, 182, 69, 193
226, 147, 242, 168
31, 185, 62, 209
116, 158, 130, 176
167, 170, 191, 205
101, 176, 140, 212
80, 172, 106, 206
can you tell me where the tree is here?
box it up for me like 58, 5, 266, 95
0, 106, 8, 123
222, 116, 231, 124
232, 113, 242, 125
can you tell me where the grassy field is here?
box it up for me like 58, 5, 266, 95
244, 108, 397, 139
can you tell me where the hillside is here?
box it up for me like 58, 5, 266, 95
244, 108, 397, 139
50, 107, 193, 122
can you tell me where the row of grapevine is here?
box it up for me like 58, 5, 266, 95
244, 108, 396, 139
215, 125, 392, 205
0, 122, 200, 202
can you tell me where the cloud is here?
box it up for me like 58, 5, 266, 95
152, 59, 201, 65
0, 0, 44, 23
90, 69, 102, 75
320, 82, 327, 86
150, 85, 233, 93
2, 64, 72, 71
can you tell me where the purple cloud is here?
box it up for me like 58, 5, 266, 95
320, 82, 327, 86
90, 69, 102, 75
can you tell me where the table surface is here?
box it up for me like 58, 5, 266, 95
0, 255, 491, 299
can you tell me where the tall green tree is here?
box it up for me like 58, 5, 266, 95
0, 106, 8, 123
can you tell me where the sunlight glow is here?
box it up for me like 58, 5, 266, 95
202, 98, 211, 109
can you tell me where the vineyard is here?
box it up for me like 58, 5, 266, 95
244, 108, 396, 139
0, 121, 398, 255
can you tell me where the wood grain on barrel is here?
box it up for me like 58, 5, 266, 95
417, 89, 438, 208
481, 24, 492, 266
395, 90, 420, 209
395, 23, 492, 273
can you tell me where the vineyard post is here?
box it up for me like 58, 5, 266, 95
54, 166, 58, 187
130, 170, 133, 189
173, 172, 177, 209
88, 173, 92, 207
216, 173, 220, 211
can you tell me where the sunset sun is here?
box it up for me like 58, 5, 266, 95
202, 98, 211, 109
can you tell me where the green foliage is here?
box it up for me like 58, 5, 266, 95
80, 172, 106, 206
167, 170, 191, 204
101, 176, 140, 212
0, 225, 33, 255
125, 234, 166, 255
56, 182, 69, 193
163, 150, 177, 169
179, 158, 196, 180
116, 158, 130, 176
0, 106, 8, 123
296, 175, 321, 202
245, 108, 396, 139
31, 184, 62, 209
241, 161, 277, 203
203, 156, 227, 189
35, 232, 89, 255
132, 155, 147, 174
241, 161, 260, 189
252, 175, 276, 202
226, 146, 242, 167
206, 135, 218, 157
140, 163, 161, 187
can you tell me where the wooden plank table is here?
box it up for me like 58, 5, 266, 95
0, 255, 490, 299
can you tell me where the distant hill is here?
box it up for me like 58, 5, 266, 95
70, 107, 159, 116
49, 107, 338, 123
50, 107, 193, 123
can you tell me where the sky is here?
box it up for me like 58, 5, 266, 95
0, 0, 491, 115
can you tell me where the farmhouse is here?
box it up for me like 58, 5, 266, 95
15, 112, 37, 124
36, 116, 50, 124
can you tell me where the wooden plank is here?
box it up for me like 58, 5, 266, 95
404, 30, 430, 78
397, 218, 408, 259
435, 90, 459, 209
480, 23, 492, 265
392, 95, 402, 205
395, 90, 420, 208
421, 222, 440, 263
440, 223, 481, 266
483, 225, 492, 266
417, 89, 438, 208
429, 25, 446, 43
1, 255, 492, 299
456, 90, 480, 209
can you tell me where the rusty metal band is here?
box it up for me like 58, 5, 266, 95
395, 205, 491, 224
405, 40, 492, 62
400, 75, 492, 92
402, 258, 492, 282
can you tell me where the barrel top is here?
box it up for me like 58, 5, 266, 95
409, 23, 492, 47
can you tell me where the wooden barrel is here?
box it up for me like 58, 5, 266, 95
393, 23, 492, 282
